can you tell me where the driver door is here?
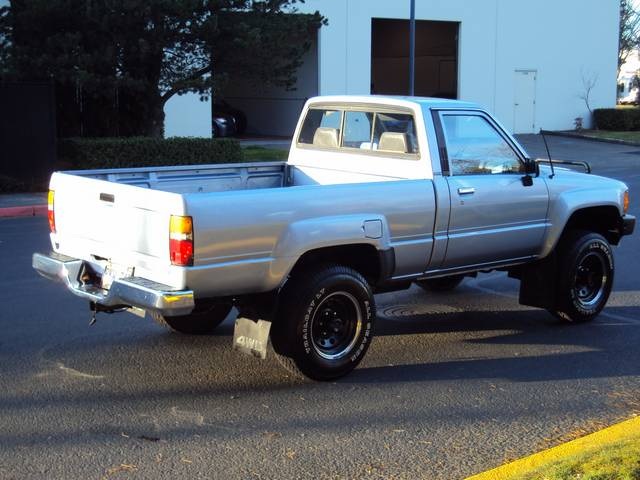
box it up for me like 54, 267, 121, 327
435, 111, 549, 270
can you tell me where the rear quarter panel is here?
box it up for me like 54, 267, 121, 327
184, 179, 437, 297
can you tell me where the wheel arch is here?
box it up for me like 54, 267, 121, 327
543, 205, 625, 259
560, 206, 624, 246
285, 243, 393, 288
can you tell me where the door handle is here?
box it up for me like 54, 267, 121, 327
457, 187, 475, 195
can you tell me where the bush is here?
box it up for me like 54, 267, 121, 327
593, 108, 640, 131
0, 174, 28, 193
0, 174, 48, 193
58, 137, 244, 170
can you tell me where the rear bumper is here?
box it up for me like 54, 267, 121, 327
32, 252, 195, 316
623, 214, 636, 236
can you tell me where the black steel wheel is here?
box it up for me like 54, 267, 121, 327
550, 231, 614, 323
415, 275, 464, 292
271, 265, 375, 381
310, 291, 363, 360
151, 301, 233, 334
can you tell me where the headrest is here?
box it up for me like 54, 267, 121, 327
312, 127, 339, 148
378, 132, 408, 153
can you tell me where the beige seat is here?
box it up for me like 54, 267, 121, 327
378, 132, 408, 153
313, 127, 339, 148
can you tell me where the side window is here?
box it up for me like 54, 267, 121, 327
441, 114, 523, 175
342, 111, 374, 149
372, 112, 418, 154
298, 109, 343, 147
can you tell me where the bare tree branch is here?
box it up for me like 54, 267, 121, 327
578, 69, 599, 116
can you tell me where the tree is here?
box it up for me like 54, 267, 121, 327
578, 68, 598, 116
619, 0, 640, 72
0, 1, 325, 137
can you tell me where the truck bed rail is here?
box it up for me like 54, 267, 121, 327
68, 161, 289, 193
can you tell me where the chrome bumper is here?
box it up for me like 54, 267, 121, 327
32, 252, 195, 316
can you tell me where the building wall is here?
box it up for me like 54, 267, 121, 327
162, 0, 619, 136
300, 0, 619, 132
224, 37, 319, 137
492, 0, 618, 131
164, 93, 212, 138
618, 50, 640, 99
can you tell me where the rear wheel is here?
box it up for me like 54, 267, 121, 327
549, 231, 614, 323
271, 265, 375, 381
151, 301, 233, 334
415, 275, 464, 292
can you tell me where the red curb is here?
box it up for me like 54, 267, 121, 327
0, 204, 47, 218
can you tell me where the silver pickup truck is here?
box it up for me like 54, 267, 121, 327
33, 95, 635, 380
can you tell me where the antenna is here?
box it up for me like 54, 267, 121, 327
539, 129, 555, 179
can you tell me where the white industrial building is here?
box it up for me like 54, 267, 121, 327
165, 0, 620, 137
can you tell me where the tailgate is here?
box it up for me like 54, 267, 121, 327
49, 172, 187, 288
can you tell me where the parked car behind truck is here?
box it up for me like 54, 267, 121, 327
34, 95, 635, 381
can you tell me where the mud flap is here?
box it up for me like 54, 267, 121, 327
517, 253, 557, 309
232, 317, 272, 359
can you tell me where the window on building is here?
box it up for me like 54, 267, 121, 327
441, 114, 523, 175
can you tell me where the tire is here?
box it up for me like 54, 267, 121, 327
271, 265, 375, 381
151, 301, 233, 334
416, 275, 464, 292
549, 231, 614, 323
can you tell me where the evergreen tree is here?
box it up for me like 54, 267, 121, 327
0, 1, 324, 137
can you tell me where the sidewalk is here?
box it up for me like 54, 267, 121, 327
0, 193, 48, 218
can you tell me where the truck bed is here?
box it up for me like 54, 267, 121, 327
71, 161, 290, 194
49, 160, 425, 295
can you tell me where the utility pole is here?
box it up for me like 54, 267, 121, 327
409, 0, 416, 96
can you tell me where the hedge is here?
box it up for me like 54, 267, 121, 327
58, 136, 244, 170
593, 108, 640, 131
0, 174, 29, 193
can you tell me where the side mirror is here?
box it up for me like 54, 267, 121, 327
524, 159, 538, 176
521, 159, 537, 187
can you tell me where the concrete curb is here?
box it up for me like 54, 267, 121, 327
465, 415, 640, 480
541, 130, 640, 147
0, 205, 47, 218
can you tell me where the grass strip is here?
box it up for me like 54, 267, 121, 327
466, 416, 640, 480
516, 435, 640, 480
242, 146, 288, 161
576, 130, 640, 143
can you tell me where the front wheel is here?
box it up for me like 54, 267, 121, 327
151, 301, 233, 334
271, 265, 375, 381
549, 231, 614, 323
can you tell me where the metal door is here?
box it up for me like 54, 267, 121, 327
514, 70, 537, 134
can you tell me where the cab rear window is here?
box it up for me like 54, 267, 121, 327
298, 107, 418, 156
298, 109, 342, 146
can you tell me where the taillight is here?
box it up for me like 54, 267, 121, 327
169, 215, 194, 266
47, 190, 56, 233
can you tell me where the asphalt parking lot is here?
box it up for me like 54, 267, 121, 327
1, 134, 639, 479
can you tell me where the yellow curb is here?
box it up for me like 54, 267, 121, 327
465, 415, 640, 480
